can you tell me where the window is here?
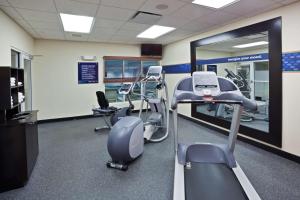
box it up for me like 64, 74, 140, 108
105, 60, 123, 78
142, 60, 160, 76
104, 56, 160, 81
144, 82, 158, 99
124, 60, 141, 78
104, 83, 123, 102
104, 56, 161, 103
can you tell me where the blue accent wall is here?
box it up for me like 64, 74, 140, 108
163, 52, 300, 74
162, 63, 191, 74
282, 52, 300, 71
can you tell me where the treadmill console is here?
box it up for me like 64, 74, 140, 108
146, 66, 162, 80
118, 83, 134, 95
192, 71, 221, 97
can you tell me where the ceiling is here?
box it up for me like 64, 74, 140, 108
0, 0, 298, 45
198, 32, 268, 53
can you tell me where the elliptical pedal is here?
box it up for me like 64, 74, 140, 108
106, 161, 128, 171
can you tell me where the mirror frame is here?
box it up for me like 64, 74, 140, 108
190, 17, 282, 147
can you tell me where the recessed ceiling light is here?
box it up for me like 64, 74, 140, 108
192, 0, 240, 9
60, 13, 94, 33
233, 41, 269, 48
137, 25, 175, 39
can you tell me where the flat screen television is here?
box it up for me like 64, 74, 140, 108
141, 44, 162, 56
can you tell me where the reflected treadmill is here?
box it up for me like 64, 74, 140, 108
171, 72, 261, 200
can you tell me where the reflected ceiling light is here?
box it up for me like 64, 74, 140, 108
233, 41, 269, 48
60, 13, 94, 33
137, 25, 175, 39
192, 0, 239, 9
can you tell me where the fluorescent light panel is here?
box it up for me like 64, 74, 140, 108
60, 13, 94, 33
192, 0, 239, 9
137, 25, 175, 39
233, 41, 269, 48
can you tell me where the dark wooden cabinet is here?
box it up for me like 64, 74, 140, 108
0, 50, 39, 193
0, 111, 39, 192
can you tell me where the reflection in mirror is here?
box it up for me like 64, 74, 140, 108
196, 32, 269, 133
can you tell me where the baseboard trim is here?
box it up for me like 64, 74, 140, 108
177, 113, 300, 164
38, 114, 94, 124
37, 109, 146, 124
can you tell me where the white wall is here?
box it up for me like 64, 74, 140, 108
33, 40, 141, 120
0, 10, 34, 66
162, 2, 300, 156
196, 49, 231, 59
232, 48, 268, 57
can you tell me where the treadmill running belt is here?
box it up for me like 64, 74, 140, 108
185, 163, 248, 200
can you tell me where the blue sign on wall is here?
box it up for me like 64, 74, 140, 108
196, 53, 269, 65
78, 62, 98, 84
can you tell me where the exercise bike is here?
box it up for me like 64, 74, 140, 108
92, 83, 135, 132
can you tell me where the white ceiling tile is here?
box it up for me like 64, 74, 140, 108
8, 0, 56, 12
101, 0, 146, 10
14, 18, 32, 29
24, 28, 41, 38
110, 34, 135, 41
156, 15, 190, 28
140, 0, 186, 15
203, 11, 241, 26
71, 0, 100, 4
0, 5, 23, 19
280, 0, 300, 5
1, 0, 292, 44
180, 18, 214, 32
109, 36, 139, 44
170, 3, 214, 21
115, 29, 141, 37
97, 5, 136, 20
28, 20, 62, 30
55, 0, 98, 16
270, 0, 299, 4
220, 0, 279, 16
165, 29, 194, 38
155, 35, 180, 44
17, 8, 60, 22
88, 33, 112, 42
120, 22, 151, 31
92, 26, 119, 35
94, 18, 124, 28
35, 29, 65, 40
244, 3, 282, 18
0, 0, 9, 6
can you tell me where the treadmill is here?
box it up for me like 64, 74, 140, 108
172, 72, 261, 200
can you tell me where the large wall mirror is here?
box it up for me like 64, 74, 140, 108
190, 18, 282, 147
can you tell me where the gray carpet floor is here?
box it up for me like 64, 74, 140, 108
0, 115, 299, 200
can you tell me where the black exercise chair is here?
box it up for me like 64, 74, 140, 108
92, 91, 118, 132
92, 91, 132, 132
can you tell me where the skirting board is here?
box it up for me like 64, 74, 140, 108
176, 112, 300, 164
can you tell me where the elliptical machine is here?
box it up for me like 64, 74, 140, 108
106, 66, 169, 170
138, 66, 169, 143
110, 83, 135, 125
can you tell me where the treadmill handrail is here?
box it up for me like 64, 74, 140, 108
171, 77, 257, 111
